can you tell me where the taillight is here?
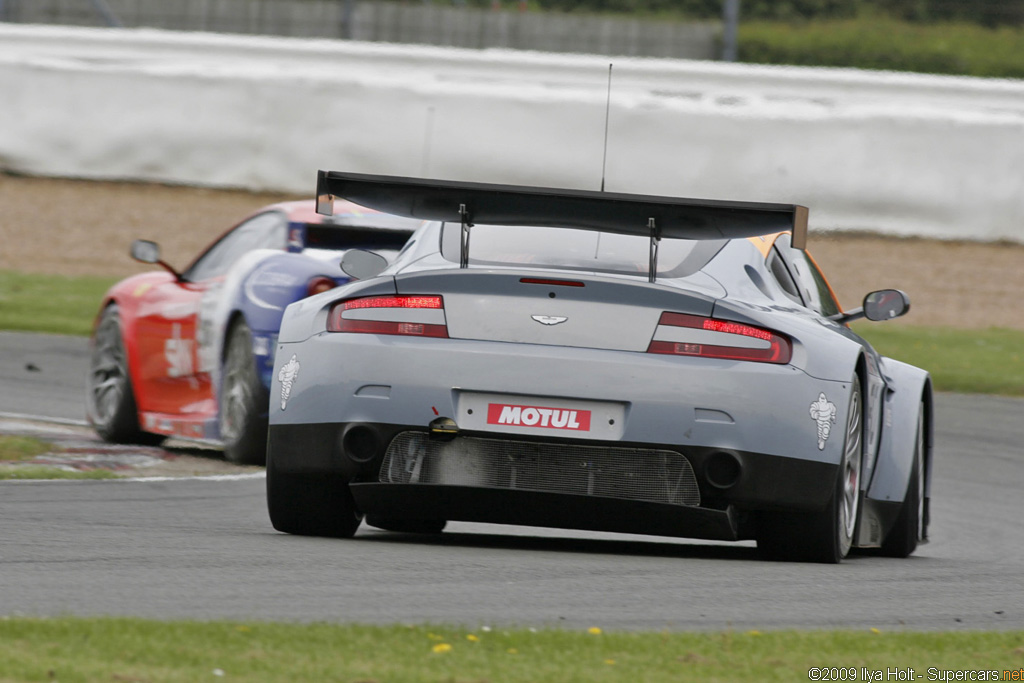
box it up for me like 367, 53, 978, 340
306, 276, 337, 298
647, 312, 791, 364
520, 278, 585, 287
327, 295, 448, 338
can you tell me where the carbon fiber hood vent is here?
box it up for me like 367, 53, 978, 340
380, 432, 700, 507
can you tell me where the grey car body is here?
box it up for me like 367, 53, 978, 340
266, 172, 933, 563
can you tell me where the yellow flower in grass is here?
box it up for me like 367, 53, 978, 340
604, 659, 616, 666
466, 634, 479, 642
432, 643, 452, 654
587, 626, 602, 635
507, 648, 519, 655
870, 627, 882, 634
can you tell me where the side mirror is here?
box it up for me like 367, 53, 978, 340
130, 239, 183, 281
341, 249, 388, 281
829, 288, 910, 325
130, 239, 161, 264
863, 289, 911, 321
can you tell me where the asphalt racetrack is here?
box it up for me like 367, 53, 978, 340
2, 331, 1023, 630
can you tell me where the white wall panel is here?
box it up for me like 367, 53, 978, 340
1, 24, 1022, 242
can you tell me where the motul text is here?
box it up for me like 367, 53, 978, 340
487, 403, 592, 431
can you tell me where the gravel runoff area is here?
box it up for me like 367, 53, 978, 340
3, 174, 1023, 331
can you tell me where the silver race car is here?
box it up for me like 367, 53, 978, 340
266, 171, 932, 563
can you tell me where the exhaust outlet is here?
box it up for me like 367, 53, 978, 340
341, 424, 380, 463
704, 451, 742, 490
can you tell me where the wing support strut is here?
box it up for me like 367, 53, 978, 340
648, 217, 660, 283
459, 203, 474, 268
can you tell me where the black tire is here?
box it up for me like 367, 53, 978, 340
86, 304, 163, 445
758, 376, 864, 564
878, 403, 925, 558
266, 454, 363, 538
219, 321, 268, 465
366, 516, 447, 534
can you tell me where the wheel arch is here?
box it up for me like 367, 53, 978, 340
862, 357, 933, 542
213, 308, 249, 403
920, 374, 935, 541
221, 309, 249, 362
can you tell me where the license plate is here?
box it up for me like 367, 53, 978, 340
456, 392, 626, 441
486, 402, 592, 431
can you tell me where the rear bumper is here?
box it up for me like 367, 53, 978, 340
268, 422, 839, 535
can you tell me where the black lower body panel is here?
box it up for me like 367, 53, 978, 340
268, 422, 839, 514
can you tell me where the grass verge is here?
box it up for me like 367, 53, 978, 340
854, 324, 1024, 396
738, 16, 1024, 78
1, 618, 1023, 682
0, 435, 119, 480
0, 466, 120, 480
0, 270, 117, 337
0, 434, 53, 461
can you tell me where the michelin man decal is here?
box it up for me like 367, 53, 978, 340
809, 392, 837, 450
278, 355, 301, 410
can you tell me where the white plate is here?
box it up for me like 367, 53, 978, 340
454, 391, 627, 441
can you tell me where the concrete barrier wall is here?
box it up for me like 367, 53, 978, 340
1, 24, 1022, 242
2, 0, 719, 59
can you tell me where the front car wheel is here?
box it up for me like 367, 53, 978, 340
86, 304, 160, 445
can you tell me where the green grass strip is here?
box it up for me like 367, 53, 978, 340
0, 436, 122, 480
854, 324, 1024, 397
0, 435, 54, 462
0, 270, 118, 337
0, 466, 120, 480
739, 16, 1024, 78
0, 618, 1023, 682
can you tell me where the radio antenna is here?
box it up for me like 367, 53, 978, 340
600, 63, 613, 192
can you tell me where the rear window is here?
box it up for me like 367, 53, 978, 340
441, 223, 724, 279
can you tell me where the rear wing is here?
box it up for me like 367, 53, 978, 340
316, 171, 808, 281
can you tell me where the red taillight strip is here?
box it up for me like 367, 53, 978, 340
648, 312, 791, 364
702, 318, 774, 342
327, 295, 448, 337
520, 278, 586, 287
341, 295, 443, 310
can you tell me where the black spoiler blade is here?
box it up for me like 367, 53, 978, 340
317, 171, 808, 249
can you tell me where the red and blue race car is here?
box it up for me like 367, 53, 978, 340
86, 199, 423, 464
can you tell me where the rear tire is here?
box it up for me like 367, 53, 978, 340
86, 304, 162, 446
220, 321, 268, 465
758, 376, 863, 563
366, 516, 447, 534
266, 454, 363, 538
878, 403, 925, 558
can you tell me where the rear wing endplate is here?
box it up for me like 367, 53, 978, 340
316, 171, 808, 280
